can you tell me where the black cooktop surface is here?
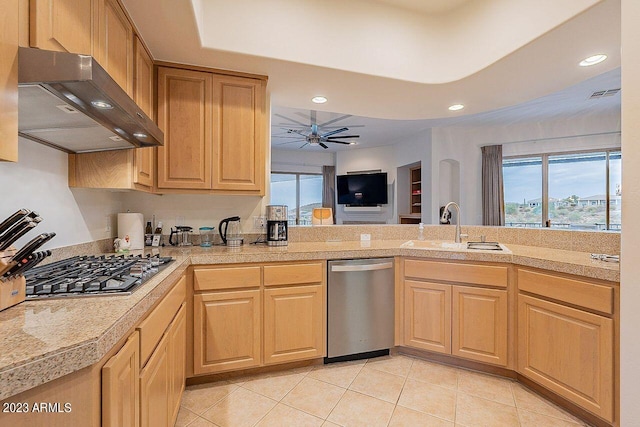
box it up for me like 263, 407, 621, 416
24, 254, 173, 299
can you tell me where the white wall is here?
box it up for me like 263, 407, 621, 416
620, 0, 640, 424
0, 138, 124, 249
271, 149, 335, 174
430, 112, 621, 225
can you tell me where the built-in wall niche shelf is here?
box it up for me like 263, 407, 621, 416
410, 166, 422, 215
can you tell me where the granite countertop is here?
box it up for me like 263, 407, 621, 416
0, 239, 619, 400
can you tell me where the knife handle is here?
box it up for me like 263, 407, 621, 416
0, 209, 30, 236
11, 232, 55, 262
0, 222, 37, 251
7, 250, 51, 277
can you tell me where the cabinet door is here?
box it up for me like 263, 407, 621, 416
211, 75, 265, 194
518, 294, 613, 421
404, 280, 451, 354
0, 0, 18, 162
264, 285, 324, 365
193, 289, 261, 374
30, 0, 92, 54
102, 331, 140, 427
140, 332, 170, 427
133, 37, 154, 189
93, 0, 133, 96
452, 286, 507, 366
168, 304, 186, 425
157, 67, 213, 190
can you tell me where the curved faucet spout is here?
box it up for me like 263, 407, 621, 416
442, 202, 462, 243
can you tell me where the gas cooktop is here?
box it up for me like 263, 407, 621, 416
24, 254, 174, 299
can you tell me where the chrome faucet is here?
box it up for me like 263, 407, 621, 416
440, 201, 464, 243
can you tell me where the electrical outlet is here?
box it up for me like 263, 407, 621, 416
360, 233, 371, 241
253, 216, 266, 231
105, 215, 112, 234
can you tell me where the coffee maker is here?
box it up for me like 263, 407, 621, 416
266, 205, 288, 246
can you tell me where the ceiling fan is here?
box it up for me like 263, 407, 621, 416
273, 110, 361, 149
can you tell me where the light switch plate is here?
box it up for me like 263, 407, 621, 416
360, 233, 371, 241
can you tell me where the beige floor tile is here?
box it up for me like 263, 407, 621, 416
255, 403, 324, 427
321, 422, 342, 427
512, 384, 579, 422
184, 417, 218, 427
327, 390, 395, 427
282, 377, 347, 419
174, 407, 199, 427
181, 381, 239, 415
348, 366, 406, 403
308, 360, 366, 388
455, 392, 520, 427
388, 405, 454, 427
408, 359, 459, 389
518, 408, 585, 426
397, 378, 457, 421
457, 370, 515, 406
241, 370, 306, 400
365, 354, 414, 377
201, 388, 277, 427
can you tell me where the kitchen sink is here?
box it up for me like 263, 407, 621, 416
466, 241, 503, 251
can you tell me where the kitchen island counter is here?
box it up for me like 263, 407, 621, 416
0, 239, 619, 400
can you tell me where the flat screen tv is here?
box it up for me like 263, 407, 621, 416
336, 172, 388, 206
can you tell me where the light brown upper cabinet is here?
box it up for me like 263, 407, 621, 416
1, 0, 19, 162
29, 0, 92, 55
157, 66, 267, 195
212, 75, 266, 193
132, 36, 155, 189
93, 0, 133, 96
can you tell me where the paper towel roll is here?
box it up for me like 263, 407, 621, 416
117, 213, 144, 250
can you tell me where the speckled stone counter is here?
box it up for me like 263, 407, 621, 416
0, 239, 619, 400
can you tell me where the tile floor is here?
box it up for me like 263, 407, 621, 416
175, 355, 591, 427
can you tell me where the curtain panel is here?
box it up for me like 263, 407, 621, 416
481, 145, 505, 226
322, 165, 336, 223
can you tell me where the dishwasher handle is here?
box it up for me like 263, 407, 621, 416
330, 262, 393, 272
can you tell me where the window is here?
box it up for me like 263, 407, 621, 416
270, 173, 323, 225
503, 150, 620, 230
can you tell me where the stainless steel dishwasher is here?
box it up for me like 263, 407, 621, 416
326, 258, 395, 363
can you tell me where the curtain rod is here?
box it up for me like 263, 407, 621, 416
499, 130, 621, 146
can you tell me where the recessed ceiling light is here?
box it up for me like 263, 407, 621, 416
311, 96, 327, 104
579, 54, 607, 67
348, 142, 357, 145
448, 104, 464, 111
91, 100, 113, 109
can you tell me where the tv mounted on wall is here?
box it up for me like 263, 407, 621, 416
336, 172, 388, 206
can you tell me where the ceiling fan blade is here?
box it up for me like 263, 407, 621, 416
298, 143, 309, 149
286, 129, 309, 138
321, 127, 349, 138
274, 114, 309, 127
319, 142, 328, 149
275, 139, 306, 145
328, 140, 352, 145
318, 114, 352, 128
327, 135, 360, 139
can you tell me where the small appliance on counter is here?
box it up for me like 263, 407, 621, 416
0, 209, 55, 311
117, 212, 144, 250
169, 226, 193, 246
199, 227, 215, 247
266, 205, 288, 246
219, 216, 243, 247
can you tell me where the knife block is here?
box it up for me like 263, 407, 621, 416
0, 247, 26, 311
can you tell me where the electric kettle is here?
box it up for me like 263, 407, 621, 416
218, 216, 242, 246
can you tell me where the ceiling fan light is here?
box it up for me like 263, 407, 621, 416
448, 104, 464, 111
579, 54, 607, 67
312, 96, 327, 104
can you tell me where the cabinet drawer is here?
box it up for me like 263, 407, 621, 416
194, 266, 261, 290
404, 259, 508, 288
263, 262, 323, 286
137, 276, 186, 367
517, 269, 613, 314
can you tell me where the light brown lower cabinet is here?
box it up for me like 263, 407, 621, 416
102, 331, 140, 427
140, 331, 170, 427
518, 293, 614, 422
169, 304, 187, 423
263, 284, 324, 365
404, 280, 451, 354
193, 289, 262, 374
452, 286, 508, 366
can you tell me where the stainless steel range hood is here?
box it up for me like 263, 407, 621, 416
18, 47, 163, 153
